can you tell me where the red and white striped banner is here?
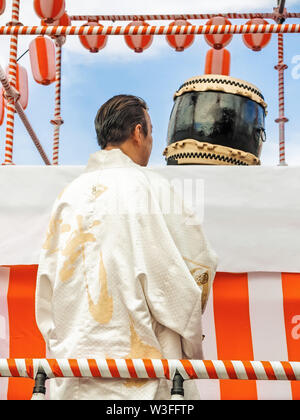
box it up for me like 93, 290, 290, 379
1, 267, 299, 400
0, 266, 45, 399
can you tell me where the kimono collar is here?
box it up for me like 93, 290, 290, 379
84, 148, 140, 173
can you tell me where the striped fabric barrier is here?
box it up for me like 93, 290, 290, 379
0, 23, 298, 37
1, 359, 300, 382
1, 267, 300, 400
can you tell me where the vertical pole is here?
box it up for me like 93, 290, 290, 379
51, 38, 64, 165
2, 0, 20, 165
275, 33, 288, 166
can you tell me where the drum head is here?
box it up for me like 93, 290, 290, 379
164, 75, 267, 166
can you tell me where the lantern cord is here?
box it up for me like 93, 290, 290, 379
68, 12, 300, 21
3, 0, 20, 165
0, 64, 51, 165
275, 33, 288, 166
51, 38, 64, 165
16, 48, 29, 62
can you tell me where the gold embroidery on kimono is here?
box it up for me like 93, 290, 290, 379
57, 185, 68, 200
92, 184, 108, 199
43, 215, 71, 255
59, 215, 100, 282
183, 256, 211, 311
86, 251, 113, 324
124, 316, 162, 388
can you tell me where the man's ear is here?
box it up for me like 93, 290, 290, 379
132, 123, 143, 145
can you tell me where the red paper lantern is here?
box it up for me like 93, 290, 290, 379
166, 19, 195, 52
0, 0, 6, 16
34, 0, 65, 23
41, 12, 71, 44
242, 18, 272, 52
204, 16, 233, 50
41, 11, 71, 27
29, 36, 56, 85
0, 89, 4, 125
5, 64, 29, 110
124, 21, 153, 53
205, 48, 231, 76
79, 21, 108, 53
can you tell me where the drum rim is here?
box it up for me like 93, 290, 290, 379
163, 139, 261, 166
174, 74, 267, 112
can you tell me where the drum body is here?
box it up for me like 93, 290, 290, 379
164, 75, 267, 165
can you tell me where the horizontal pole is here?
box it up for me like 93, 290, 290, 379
0, 359, 299, 381
68, 12, 300, 21
0, 23, 299, 36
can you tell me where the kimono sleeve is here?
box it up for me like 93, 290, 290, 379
143, 170, 218, 312
162, 183, 218, 313
134, 182, 215, 359
35, 202, 62, 351
35, 268, 55, 351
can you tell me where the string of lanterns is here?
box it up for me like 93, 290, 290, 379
75, 16, 273, 54
26, 13, 273, 83
0, 0, 275, 129
0, 0, 282, 55
28, 1, 273, 83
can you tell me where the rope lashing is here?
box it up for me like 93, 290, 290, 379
0, 359, 300, 381
0, 64, 51, 165
0, 23, 299, 36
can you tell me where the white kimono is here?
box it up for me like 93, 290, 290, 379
36, 148, 218, 400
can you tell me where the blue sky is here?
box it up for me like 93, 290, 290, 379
0, 0, 299, 166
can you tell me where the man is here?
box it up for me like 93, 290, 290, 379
36, 95, 218, 400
